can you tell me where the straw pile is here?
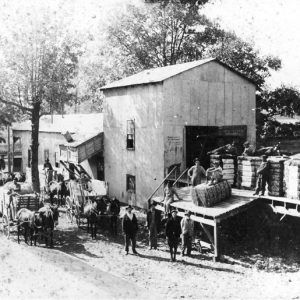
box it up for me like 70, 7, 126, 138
284, 157, 300, 199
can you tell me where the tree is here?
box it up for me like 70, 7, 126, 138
106, 1, 281, 88
0, 5, 83, 192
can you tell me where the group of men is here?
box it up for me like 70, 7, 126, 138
123, 203, 194, 262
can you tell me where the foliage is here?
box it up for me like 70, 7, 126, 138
106, 1, 281, 89
0, 3, 84, 190
257, 86, 300, 117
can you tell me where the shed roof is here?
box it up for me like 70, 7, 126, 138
12, 113, 103, 135
101, 58, 256, 90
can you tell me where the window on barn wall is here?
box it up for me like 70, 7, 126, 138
28, 149, 32, 167
126, 120, 135, 150
126, 174, 136, 193
44, 149, 49, 161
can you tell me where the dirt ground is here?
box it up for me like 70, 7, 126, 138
3, 205, 300, 299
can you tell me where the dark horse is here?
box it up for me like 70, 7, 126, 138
35, 204, 59, 247
83, 200, 99, 239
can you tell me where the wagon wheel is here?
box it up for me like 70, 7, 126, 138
3, 215, 10, 238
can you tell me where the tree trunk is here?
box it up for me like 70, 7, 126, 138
31, 102, 41, 192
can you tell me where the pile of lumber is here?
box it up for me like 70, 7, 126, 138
267, 156, 288, 197
237, 156, 262, 189
191, 180, 231, 207
210, 155, 236, 186
284, 157, 300, 199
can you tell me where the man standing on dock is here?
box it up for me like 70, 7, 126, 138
254, 155, 270, 196
166, 209, 181, 262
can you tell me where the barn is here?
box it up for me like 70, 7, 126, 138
12, 113, 104, 180
101, 58, 256, 208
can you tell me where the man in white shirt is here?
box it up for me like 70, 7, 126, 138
181, 210, 194, 257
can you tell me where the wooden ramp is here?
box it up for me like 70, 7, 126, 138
152, 187, 259, 261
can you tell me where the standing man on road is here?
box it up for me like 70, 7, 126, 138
147, 203, 160, 250
165, 209, 181, 262
181, 210, 194, 257
122, 205, 138, 255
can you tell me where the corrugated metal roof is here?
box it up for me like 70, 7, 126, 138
101, 57, 255, 90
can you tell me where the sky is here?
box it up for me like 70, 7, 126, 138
1, 0, 298, 89
203, 0, 300, 88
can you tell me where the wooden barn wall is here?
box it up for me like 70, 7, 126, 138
162, 61, 256, 170
103, 83, 164, 208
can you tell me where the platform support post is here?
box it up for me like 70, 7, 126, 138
213, 221, 219, 262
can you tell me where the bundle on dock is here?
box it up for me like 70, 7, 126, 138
267, 156, 288, 197
237, 156, 262, 189
191, 180, 231, 207
284, 157, 300, 199
210, 155, 236, 186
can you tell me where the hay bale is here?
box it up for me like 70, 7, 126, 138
193, 180, 231, 207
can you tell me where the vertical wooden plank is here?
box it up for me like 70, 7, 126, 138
215, 82, 225, 126
240, 84, 248, 125
197, 81, 209, 126
224, 83, 233, 126
190, 80, 199, 125
232, 84, 241, 125
208, 82, 217, 126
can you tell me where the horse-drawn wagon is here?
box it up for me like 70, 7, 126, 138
65, 178, 108, 226
0, 182, 40, 238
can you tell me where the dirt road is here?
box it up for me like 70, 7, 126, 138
0, 237, 152, 299
2, 210, 300, 299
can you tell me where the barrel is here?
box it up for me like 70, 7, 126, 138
210, 154, 237, 186
237, 156, 262, 189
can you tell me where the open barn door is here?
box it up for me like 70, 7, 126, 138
185, 125, 247, 169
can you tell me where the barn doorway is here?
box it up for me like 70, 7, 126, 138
185, 125, 247, 169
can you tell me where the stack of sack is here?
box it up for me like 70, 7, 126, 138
191, 180, 231, 207
210, 155, 236, 186
267, 156, 288, 197
237, 156, 262, 189
283, 157, 300, 199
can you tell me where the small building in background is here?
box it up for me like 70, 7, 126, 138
12, 113, 104, 179
101, 58, 256, 208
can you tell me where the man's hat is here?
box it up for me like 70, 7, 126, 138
185, 210, 191, 216
126, 205, 133, 210
262, 155, 267, 159
243, 141, 250, 146
149, 202, 156, 208
171, 208, 178, 213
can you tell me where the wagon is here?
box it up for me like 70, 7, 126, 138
65, 179, 108, 226
0, 186, 40, 238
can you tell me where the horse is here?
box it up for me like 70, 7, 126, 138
106, 197, 120, 236
83, 200, 99, 239
35, 204, 59, 247
16, 208, 36, 246
48, 180, 69, 206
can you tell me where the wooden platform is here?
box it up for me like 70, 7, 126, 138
152, 188, 258, 223
152, 186, 300, 261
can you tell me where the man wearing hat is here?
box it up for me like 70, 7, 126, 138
165, 209, 181, 262
242, 141, 256, 156
254, 155, 270, 196
180, 210, 194, 257
146, 203, 161, 250
122, 205, 138, 255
